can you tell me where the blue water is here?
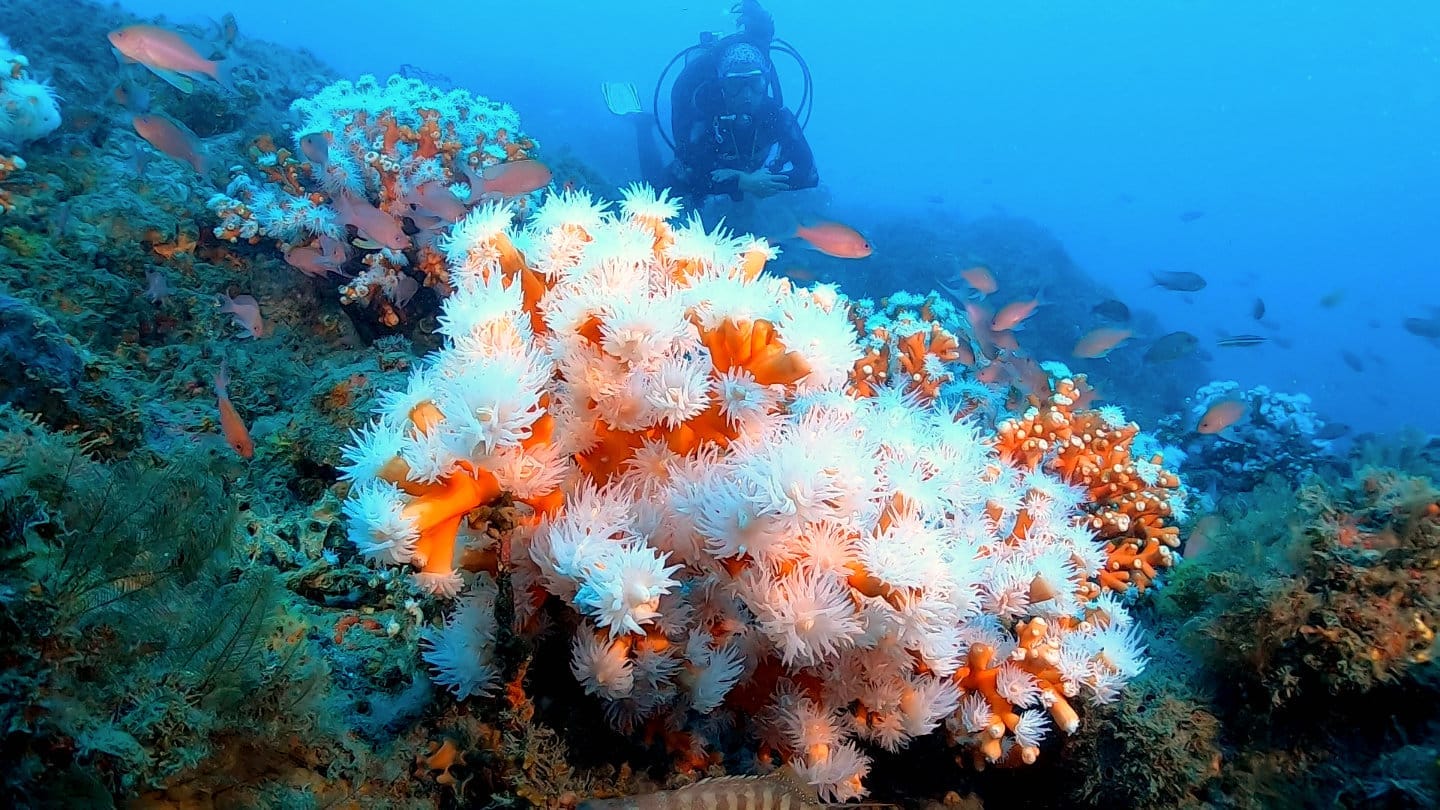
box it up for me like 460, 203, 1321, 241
123, 0, 1440, 435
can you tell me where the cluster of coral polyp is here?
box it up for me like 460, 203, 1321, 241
995, 378, 1184, 595
338, 186, 1164, 800
207, 74, 538, 325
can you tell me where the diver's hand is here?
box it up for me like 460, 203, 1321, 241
710, 169, 742, 184
736, 168, 789, 197
731, 1, 773, 35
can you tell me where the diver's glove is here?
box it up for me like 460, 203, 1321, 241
731, 0, 775, 40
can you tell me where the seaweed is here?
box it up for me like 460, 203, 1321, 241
0, 407, 334, 805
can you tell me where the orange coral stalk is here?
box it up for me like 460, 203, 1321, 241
415, 513, 464, 576
576, 421, 644, 482
402, 469, 501, 533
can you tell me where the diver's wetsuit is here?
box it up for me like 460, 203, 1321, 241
636, 97, 818, 205
672, 97, 817, 201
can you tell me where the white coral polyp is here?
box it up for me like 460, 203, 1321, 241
343, 480, 418, 564
573, 543, 682, 638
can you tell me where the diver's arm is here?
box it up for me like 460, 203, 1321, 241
774, 108, 819, 190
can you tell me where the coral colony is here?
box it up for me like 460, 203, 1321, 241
335, 185, 1180, 800
208, 75, 539, 326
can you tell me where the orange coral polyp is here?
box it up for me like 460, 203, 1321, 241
660, 402, 735, 454
702, 319, 810, 386
410, 400, 446, 433
740, 246, 769, 281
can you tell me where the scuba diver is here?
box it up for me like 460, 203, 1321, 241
604, 0, 818, 207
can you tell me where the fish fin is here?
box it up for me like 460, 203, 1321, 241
935, 279, 970, 303
145, 65, 196, 94
214, 360, 230, 396
351, 237, 383, 250
212, 58, 240, 93
771, 766, 821, 803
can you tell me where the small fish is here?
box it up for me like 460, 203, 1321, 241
333, 190, 410, 251
1073, 327, 1132, 359
1144, 331, 1199, 363
1251, 297, 1265, 320
218, 12, 240, 50
1315, 422, 1351, 440
299, 132, 330, 169
473, 159, 554, 199
144, 267, 170, 304
1183, 514, 1223, 560
1150, 270, 1207, 292
216, 292, 264, 338
1340, 350, 1364, 372
794, 220, 873, 259
990, 296, 1041, 331
214, 361, 254, 459
1178, 210, 1205, 222
405, 179, 468, 224
108, 24, 238, 93
127, 141, 154, 176
112, 76, 151, 113
963, 301, 998, 359
1217, 334, 1267, 348
1091, 298, 1130, 322
132, 114, 209, 174
1319, 289, 1345, 308
975, 359, 1009, 386
959, 265, 997, 296
284, 235, 350, 278
578, 768, 822, 810
1197, 398, 1247, 434
392, 273, 420, 308
779, 265, 818, 283
1402, 316, 1440, 339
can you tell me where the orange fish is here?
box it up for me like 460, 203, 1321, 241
480, 159, 553, 198
960, 266, 997, 296
1073, 327, 1133, 359
132, 114, 209, 174
108, 25, 237, 93
214, 361, 254, 458
1197, 398, 1247, 434
976, 361, 1009, 385
1183, 515, 1223, 560
990, 297, 1041, 331
794, 221, 873, 259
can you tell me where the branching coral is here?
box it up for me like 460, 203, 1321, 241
995, 377, 1184, 594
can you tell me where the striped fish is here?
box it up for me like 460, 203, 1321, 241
1217, 334, 1268, 348
578, 769, 823, 810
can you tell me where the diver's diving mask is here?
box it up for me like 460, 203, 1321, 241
721, 70, 766, 98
